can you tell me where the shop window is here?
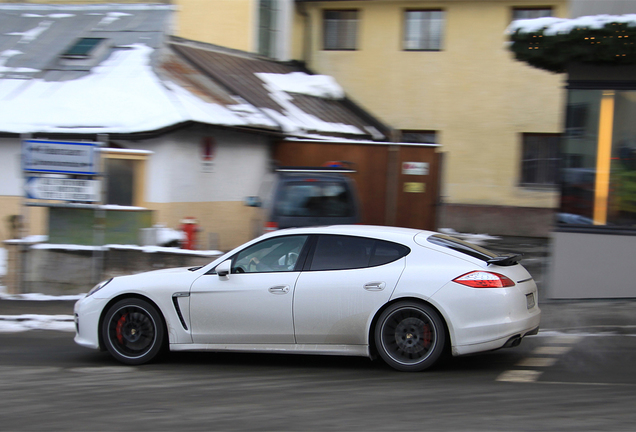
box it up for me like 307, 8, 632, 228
401, 130, 437, 144
520, 133, 560, 187
560, 90, 636, 227
323, 10, 358, 50
512, 7, 552, 21
403, 10, 444, 51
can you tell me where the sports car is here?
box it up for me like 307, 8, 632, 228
74, 225, 541, 372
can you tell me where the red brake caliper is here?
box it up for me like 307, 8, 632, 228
116, 313, 128, 344
422, 323, 432, 348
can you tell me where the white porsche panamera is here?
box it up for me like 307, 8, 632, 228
74, 225, 541, 372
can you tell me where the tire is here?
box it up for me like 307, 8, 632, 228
101, 298, 165, 365
374, 301, 446, 372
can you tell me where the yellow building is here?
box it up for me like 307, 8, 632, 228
175, 0, 568, 236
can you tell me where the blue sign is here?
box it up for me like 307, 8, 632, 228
22, 139, 100, 175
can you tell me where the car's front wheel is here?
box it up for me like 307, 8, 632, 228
102, 298, 165, 365
374, 301, 446, 372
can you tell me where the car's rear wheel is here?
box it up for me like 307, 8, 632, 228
102, 298, 165, 365
374, 301, 446, 372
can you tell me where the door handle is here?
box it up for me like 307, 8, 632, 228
364, 282, 386, 291
268, 285, 290, 295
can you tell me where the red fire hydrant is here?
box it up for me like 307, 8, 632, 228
180, 217, 198, 250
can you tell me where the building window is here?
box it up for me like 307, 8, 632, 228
401, 130, 437, 144
403, 10, 444, 51
258, 0, 279, 58
102, 148, 148, 207
62, 38, 106, 58
512, 7, 552, 20
520, 133, 560, 187
323, 10, 358, 50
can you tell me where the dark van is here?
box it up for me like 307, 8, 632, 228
246, 165, 361, 236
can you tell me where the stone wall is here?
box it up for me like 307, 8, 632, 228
3, 242, 221, 295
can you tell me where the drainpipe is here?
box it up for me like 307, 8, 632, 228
297, 1, 312, 67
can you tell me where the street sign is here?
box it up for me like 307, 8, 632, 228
22, 139, 100, 175
25, 177, 101, 202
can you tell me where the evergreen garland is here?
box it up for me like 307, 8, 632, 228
509, 22, 636, 73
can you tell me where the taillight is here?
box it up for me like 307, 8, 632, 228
264, 221, 278, 232
453, 271, 515, 288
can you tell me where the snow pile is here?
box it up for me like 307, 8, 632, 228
508, 14, 636, 36
0, 314, 75, 333
0, 44, 277, 134
255, 72, 345, 100
0, 292, 85, 301
0, 248, 6, 277
438, 228, 500, 246
30, 242, 222, 256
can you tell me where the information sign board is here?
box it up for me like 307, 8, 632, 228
22, 139, 100, 175
25, 177, 101, 202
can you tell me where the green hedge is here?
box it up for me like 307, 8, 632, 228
509, 22, 636, 73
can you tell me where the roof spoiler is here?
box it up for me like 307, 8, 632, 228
487, 253, 523, 266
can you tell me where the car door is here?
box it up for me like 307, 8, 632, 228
293, 235, 408, 345
189, 235, 308, 344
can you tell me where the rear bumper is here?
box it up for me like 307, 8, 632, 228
452, 317, 541, 356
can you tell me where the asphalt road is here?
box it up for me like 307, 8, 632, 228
1, 326, 635, 431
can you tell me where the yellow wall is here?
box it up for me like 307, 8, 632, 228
302, 0, 567, 209
147, 201, 260, 251
0, 196, 49, 244
174, 0, 256, 52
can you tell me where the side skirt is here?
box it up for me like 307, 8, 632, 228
170, 343, 370, 358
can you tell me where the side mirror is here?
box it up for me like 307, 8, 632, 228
216, 259, 231, 278
244, 196, 262, 207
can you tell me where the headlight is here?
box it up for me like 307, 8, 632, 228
87, 278, 113, 297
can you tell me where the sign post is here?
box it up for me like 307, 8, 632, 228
20, 138, 104, 292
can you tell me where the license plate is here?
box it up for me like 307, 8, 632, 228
526, 292, 536, 309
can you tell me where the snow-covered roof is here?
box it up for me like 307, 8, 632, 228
0, 4, 278, 135
0, 4, 388, 140
170, 38, 391, 140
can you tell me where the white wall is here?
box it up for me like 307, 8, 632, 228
0, 138, 25, 196
133, 125, 271, 204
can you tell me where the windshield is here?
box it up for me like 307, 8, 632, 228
274, 182, 354, 217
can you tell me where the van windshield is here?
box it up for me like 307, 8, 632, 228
275, 182, 354, 217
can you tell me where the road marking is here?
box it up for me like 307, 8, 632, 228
532, 346, 573, 355
515, 357, 558, 368
496, 370, 543, 383
497, 334, 586, 383
544, 335, 583, 345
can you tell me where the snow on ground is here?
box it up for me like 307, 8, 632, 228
0, 292, 85, 301
0, 314, 74, 333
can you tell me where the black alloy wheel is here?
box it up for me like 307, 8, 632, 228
102, 298, 165, 365
375, 301, 446, 372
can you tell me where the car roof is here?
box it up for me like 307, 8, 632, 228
263, 225, 435, 244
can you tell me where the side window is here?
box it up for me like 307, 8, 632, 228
232, 235, 308, 273
310, 235, 409, 271
370, 240, 410, 267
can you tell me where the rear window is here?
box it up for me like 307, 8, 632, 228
274, 182, 354, 217
426, 234, 499, 262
